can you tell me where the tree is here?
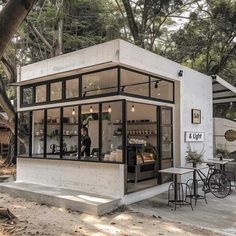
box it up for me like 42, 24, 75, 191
117, 0, 194, 50
0, 0, 37, 164
164, 0, 236, 83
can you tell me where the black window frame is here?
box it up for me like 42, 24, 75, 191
20, 66, 175, 108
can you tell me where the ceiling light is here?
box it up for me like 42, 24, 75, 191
108, 105, 112, 113
89, 106, 93, 113
154, 81, 159, 89
72, 109, 76, 116
131, 105, 135, 112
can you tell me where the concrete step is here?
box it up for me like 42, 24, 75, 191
0, 182, 121, 216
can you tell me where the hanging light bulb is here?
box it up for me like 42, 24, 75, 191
108, 104, 112, 113
154, 81, 159, 89
230, 101, 233, 107
72, 108, 76, 116
131, 105, 135, 112
89, 106, 93, 113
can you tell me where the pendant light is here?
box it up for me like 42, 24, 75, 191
131, 105, 135, 112
72, 108, 76, 116
89, 106, 93, 113
108, 104, 112, 113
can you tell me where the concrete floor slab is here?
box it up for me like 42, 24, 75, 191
0, 181, 120, 216
129, 190, 236, 236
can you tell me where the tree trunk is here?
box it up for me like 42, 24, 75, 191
0, 0, 37, 58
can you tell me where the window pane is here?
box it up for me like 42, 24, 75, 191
121, 69, 149, 97
18, 112, 30, 155
63, 106, 78, 159
32, 110, 44, 156
82, 69, 117, 97
66, 78, 79, 99
161, 109, 172, 125
151, 77, 174, 101
81, 104, 99, 161
126, 102, 158, 163
36, 85, 47, 103
102, 101, 123, 163
50, 82, 62, 101
47, 108, 60, 158
22, 87, 33, 105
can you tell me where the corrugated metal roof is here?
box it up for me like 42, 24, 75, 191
213, 76, 236, 104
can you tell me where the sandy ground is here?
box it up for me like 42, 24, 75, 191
0, 163, 225, 236
0, 192, 225, 236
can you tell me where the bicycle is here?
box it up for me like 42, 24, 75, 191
196, 163, 231, 198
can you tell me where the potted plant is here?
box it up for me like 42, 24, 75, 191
185, 145, 204, 168
215, 148, 229, 160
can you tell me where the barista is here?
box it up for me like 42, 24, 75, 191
81, 127, 91, 157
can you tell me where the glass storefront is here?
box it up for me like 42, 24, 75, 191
17, 66, 174, 191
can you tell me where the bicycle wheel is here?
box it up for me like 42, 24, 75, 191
208, 173, 231, 198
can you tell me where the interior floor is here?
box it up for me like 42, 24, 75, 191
127, 178, 158, 193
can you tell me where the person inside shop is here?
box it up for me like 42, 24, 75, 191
81, 126, 91, 158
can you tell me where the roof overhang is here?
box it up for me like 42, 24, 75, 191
213, 76, 236, 104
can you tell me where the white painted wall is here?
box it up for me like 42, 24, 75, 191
214, 117, 236, 153
18, 40, 120, 82
17, 158, 125, 198
180, 68, 213, 164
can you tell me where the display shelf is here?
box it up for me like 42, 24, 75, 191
35, 123, 79, 126
113, 122, 157, 125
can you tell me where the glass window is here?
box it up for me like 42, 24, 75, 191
161, 108, 173, 161
50, 82, 62, 101
63, 106, 78, 159
22, 87, 33, 105
81, 104, 99, 161
66, 78, 79, 99
121, 69, 149, 97
82, 69, 117, 97
102, 101, 123, 162
36, 85, 47, 103
18, 112, 30, 155
151, 77, 174, 101
47, 108, 60, 158
32, 110, 44, 156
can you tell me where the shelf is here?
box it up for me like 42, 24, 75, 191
34, 134, 78, 137
114, 134, 156, 137
113, 122, 157, 125
35, 123, 79, 126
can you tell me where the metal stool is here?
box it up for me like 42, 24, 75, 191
186, 178, 207, 205
168, 182, 193, 210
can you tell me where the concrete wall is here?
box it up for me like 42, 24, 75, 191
17, 158, 125, 198
118, 40, 213, 166
180, 68, 213, 165
214, 117, 236, 153
18, 40, 120, 82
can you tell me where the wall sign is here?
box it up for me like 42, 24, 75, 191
185, 131, 205, 142
192, 109, 201, 124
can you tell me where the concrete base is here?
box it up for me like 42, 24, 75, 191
0, 182, 120, 216
122, 182, 170, 205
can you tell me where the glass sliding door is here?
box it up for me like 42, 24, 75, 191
126, 102, 158, 193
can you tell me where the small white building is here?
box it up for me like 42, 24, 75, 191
5, 39, 214, 214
